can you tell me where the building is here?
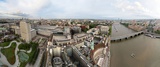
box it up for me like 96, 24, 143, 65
20, 21, 36, 43
153, 22, 160, 31
71, 26, 81, 33
52, 57, 63, 67
73, 33, 89, 42
31, 29, 36, 39
53, 34, 73, 46
63, 26, 70, 35
87, 28, 99, 35
11, 25, 20, 35
37, 29, 52, 36
99, 26, 109, 34
72, 46, 93, 67
0, 27, 6, 33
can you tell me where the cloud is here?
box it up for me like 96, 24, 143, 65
42, 0, 118, 19
0, 0, 49, 18
0, 0, 160, 19
116, 1, 150, 15
114, 0, 160, 19
0, 12, 30, 19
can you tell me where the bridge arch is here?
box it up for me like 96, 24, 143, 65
130, 36, 133, 38
135, 34, 138, 37
125, 37, 128, 40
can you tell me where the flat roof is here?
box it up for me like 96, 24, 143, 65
37, 25, 57, 30
75, 33, 87, 37
53, 35, 69, 41
0, 28, 6, 30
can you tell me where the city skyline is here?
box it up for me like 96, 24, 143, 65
0, 0, 160, 19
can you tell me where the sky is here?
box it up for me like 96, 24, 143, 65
0, 0, 160, 19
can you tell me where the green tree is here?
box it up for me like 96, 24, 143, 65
89, 24, 98, 28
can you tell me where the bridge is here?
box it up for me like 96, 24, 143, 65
111, 31, 144, 42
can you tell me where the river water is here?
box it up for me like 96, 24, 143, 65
111, 22, 160, 67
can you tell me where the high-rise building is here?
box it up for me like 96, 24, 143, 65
20, 21, 32, 42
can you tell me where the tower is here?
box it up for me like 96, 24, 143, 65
20, 21, 31, 43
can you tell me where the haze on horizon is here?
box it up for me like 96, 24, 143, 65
0, 0, 160, 19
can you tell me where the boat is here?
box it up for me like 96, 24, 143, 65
144, 34, 154, 38
131, 53, 135, 58
156, 36, 160, 39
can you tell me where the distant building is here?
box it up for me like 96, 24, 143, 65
20, 21, 36, 43
153, 22, 160, 31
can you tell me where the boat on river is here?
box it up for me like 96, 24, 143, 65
144, 34, 155, 38
131, 53, 135, 58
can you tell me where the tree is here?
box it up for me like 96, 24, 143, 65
89, 24, 98, 28
155, 30, 160, 34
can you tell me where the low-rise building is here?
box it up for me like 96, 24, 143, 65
99, 26, 109, 34
52, 57, 63, 67
37, 29, 52, 36
53, 34, 73, 46
11, 25, 20, 35
71, 26, 81, 33
87, 28, 99, 35
73, 33, 89, 42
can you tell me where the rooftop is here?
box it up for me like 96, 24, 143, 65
75, 33, 87, 38
53, 35, 69, 41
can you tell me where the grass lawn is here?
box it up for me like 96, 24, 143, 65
19, 62, 27, 67
27, 44, 39, 64
0, 41, 10, 47
19, 42, 39, 67
1, 42, 16, 65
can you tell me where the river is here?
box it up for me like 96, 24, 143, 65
111, 22, 160, 67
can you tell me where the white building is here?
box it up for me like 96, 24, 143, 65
20, 21, 36, 43
87, 28, 99, 35
100, 26, 109, 34
31, 29, 36, 39
37, 29, 52, 36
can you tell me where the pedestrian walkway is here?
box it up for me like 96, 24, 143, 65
0, 41, 22, 67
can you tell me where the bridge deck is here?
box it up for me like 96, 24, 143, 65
111, 31, 143, 41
